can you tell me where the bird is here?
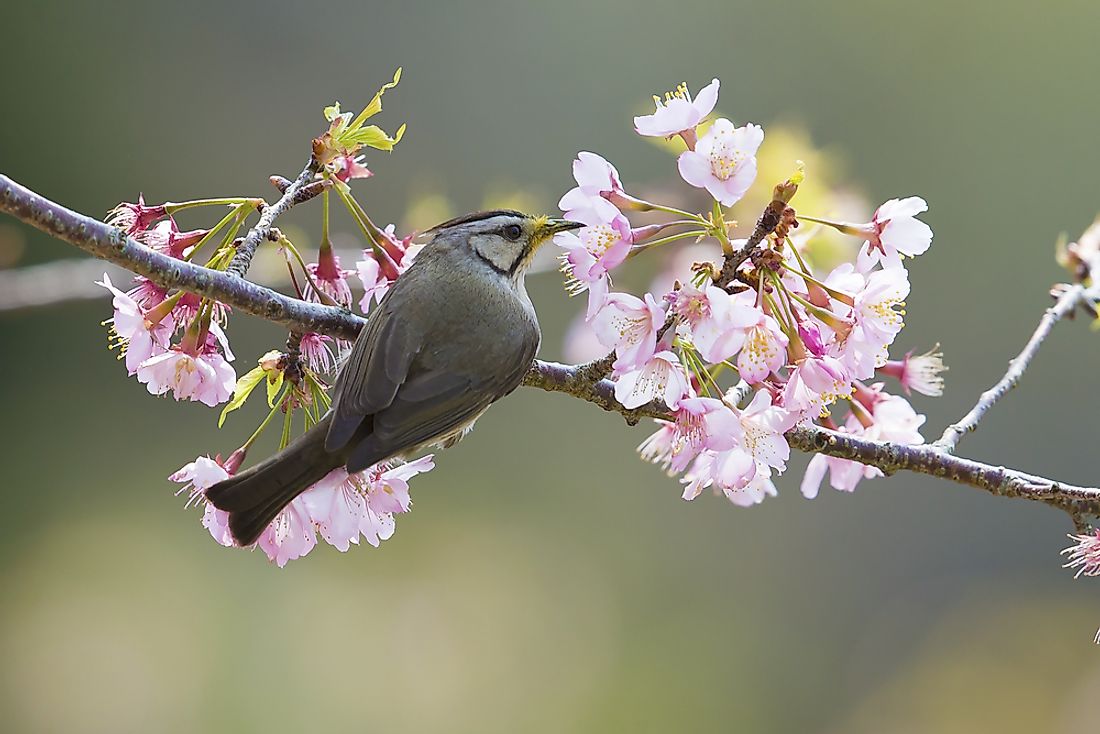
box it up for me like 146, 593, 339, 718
205, 210, 583, 546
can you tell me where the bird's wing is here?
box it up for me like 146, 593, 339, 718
344, 344, 536, 473
325, 305, 421, 452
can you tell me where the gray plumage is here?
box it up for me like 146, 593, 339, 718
205, 211, 581, 546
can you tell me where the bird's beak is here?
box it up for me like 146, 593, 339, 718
544, 218, 585, 235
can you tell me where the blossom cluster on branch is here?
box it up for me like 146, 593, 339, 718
93, 70, 435, 565
1, 70, 1097, 580
551, 78, 943, 507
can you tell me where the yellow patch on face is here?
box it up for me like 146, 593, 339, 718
529, 215, 553, 245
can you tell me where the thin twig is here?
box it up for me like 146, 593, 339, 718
226, 157, 320, 277
2, 174, 1099, 519
933, 283, 1085, 452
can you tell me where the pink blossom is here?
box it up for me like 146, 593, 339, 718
369, 455, 434, 514
258, 496, 318, 567
97, 273, 172, 375
679, 391, 795, 502
867, 392, 926, 445
330, 153, 373, 182
736, 312, 789, 383
555, 207, 633, 288
106, 194, 166, 236
680, 450, 778, 507
801, 452, 867, 497
202, 504, 235, 547
638, 397, 742, 474
558, 152, 628, 221
1062, 530, 1100, 578
737, 390, 798, 473
614, 351, 692, 410
126, 277, 169, 312
169, 455, 229, 505
634, 79, 720, 139
301, 469, 370, 552
880, 346, 947, 397
357, 256, 390, 313
854, 197, 933, 270
782, 354, 851, 418
169, 454, 242, 546
722, 469, 778, 507
307, 251, 354, 307
299, 332, 336, 374
590, 292, 666, 374
677, 119, 763, 206
137, 219, 208, 259
357, 225, 419, 313
137, 348, 236, 406
801, 392, 925, 498
671, 285, 759, 364
300, 456, 434, 552
828, 267, 909, 380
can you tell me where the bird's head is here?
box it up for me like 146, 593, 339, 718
427, 210, 582, 278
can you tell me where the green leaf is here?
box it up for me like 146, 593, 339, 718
346, 125, 399, 151
219, 366, 265, 428
266, 369, 285, 408
350, 67, 402, 129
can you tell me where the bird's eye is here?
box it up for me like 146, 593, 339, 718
502, 224, 523, 241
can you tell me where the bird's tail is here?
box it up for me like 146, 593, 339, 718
205, 415, 340, 547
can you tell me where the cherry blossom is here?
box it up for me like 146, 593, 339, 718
329, 153, 373, 182
357, 224, 420, 313
106, 194, 166, 236
137, 346, 236, 406
301, 456, 434, 552
634, 79, 720, 139
170, 453, 245, 547
137, 219, 208, 259
736, 312, 789, 383
1062, 530, 1100, 578
307, 251, 354, 307
97, 273, 172, 375
854, 197, 934, 270
299, 331, 337, 374
737, 390, 798, 474
782, 353, 851, 418
801, 391, 926, 498
555, 207, 633, 288
831, 267, 910, 379
677, 119, 763, 206
671, 285, 759, 364
258, 496, 318, 567
880, 347, 947, 397
590, 292, 666, 374
614, 351, 692, 410
638, 397, 743, 474
558, 152, 629, 221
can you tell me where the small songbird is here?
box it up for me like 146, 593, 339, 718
206, 210, 582, 546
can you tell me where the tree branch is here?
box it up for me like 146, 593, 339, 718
0, 174, 362, 339
225, 157, 320, 277
934, 283, 1088, 452
2, 173, 1098, 520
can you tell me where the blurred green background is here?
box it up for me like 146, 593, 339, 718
2, 1, 1099, 731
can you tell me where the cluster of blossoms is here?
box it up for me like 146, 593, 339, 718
555, 77, 945, 506
170, 453, 433, 567
99, 72, 438, 564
